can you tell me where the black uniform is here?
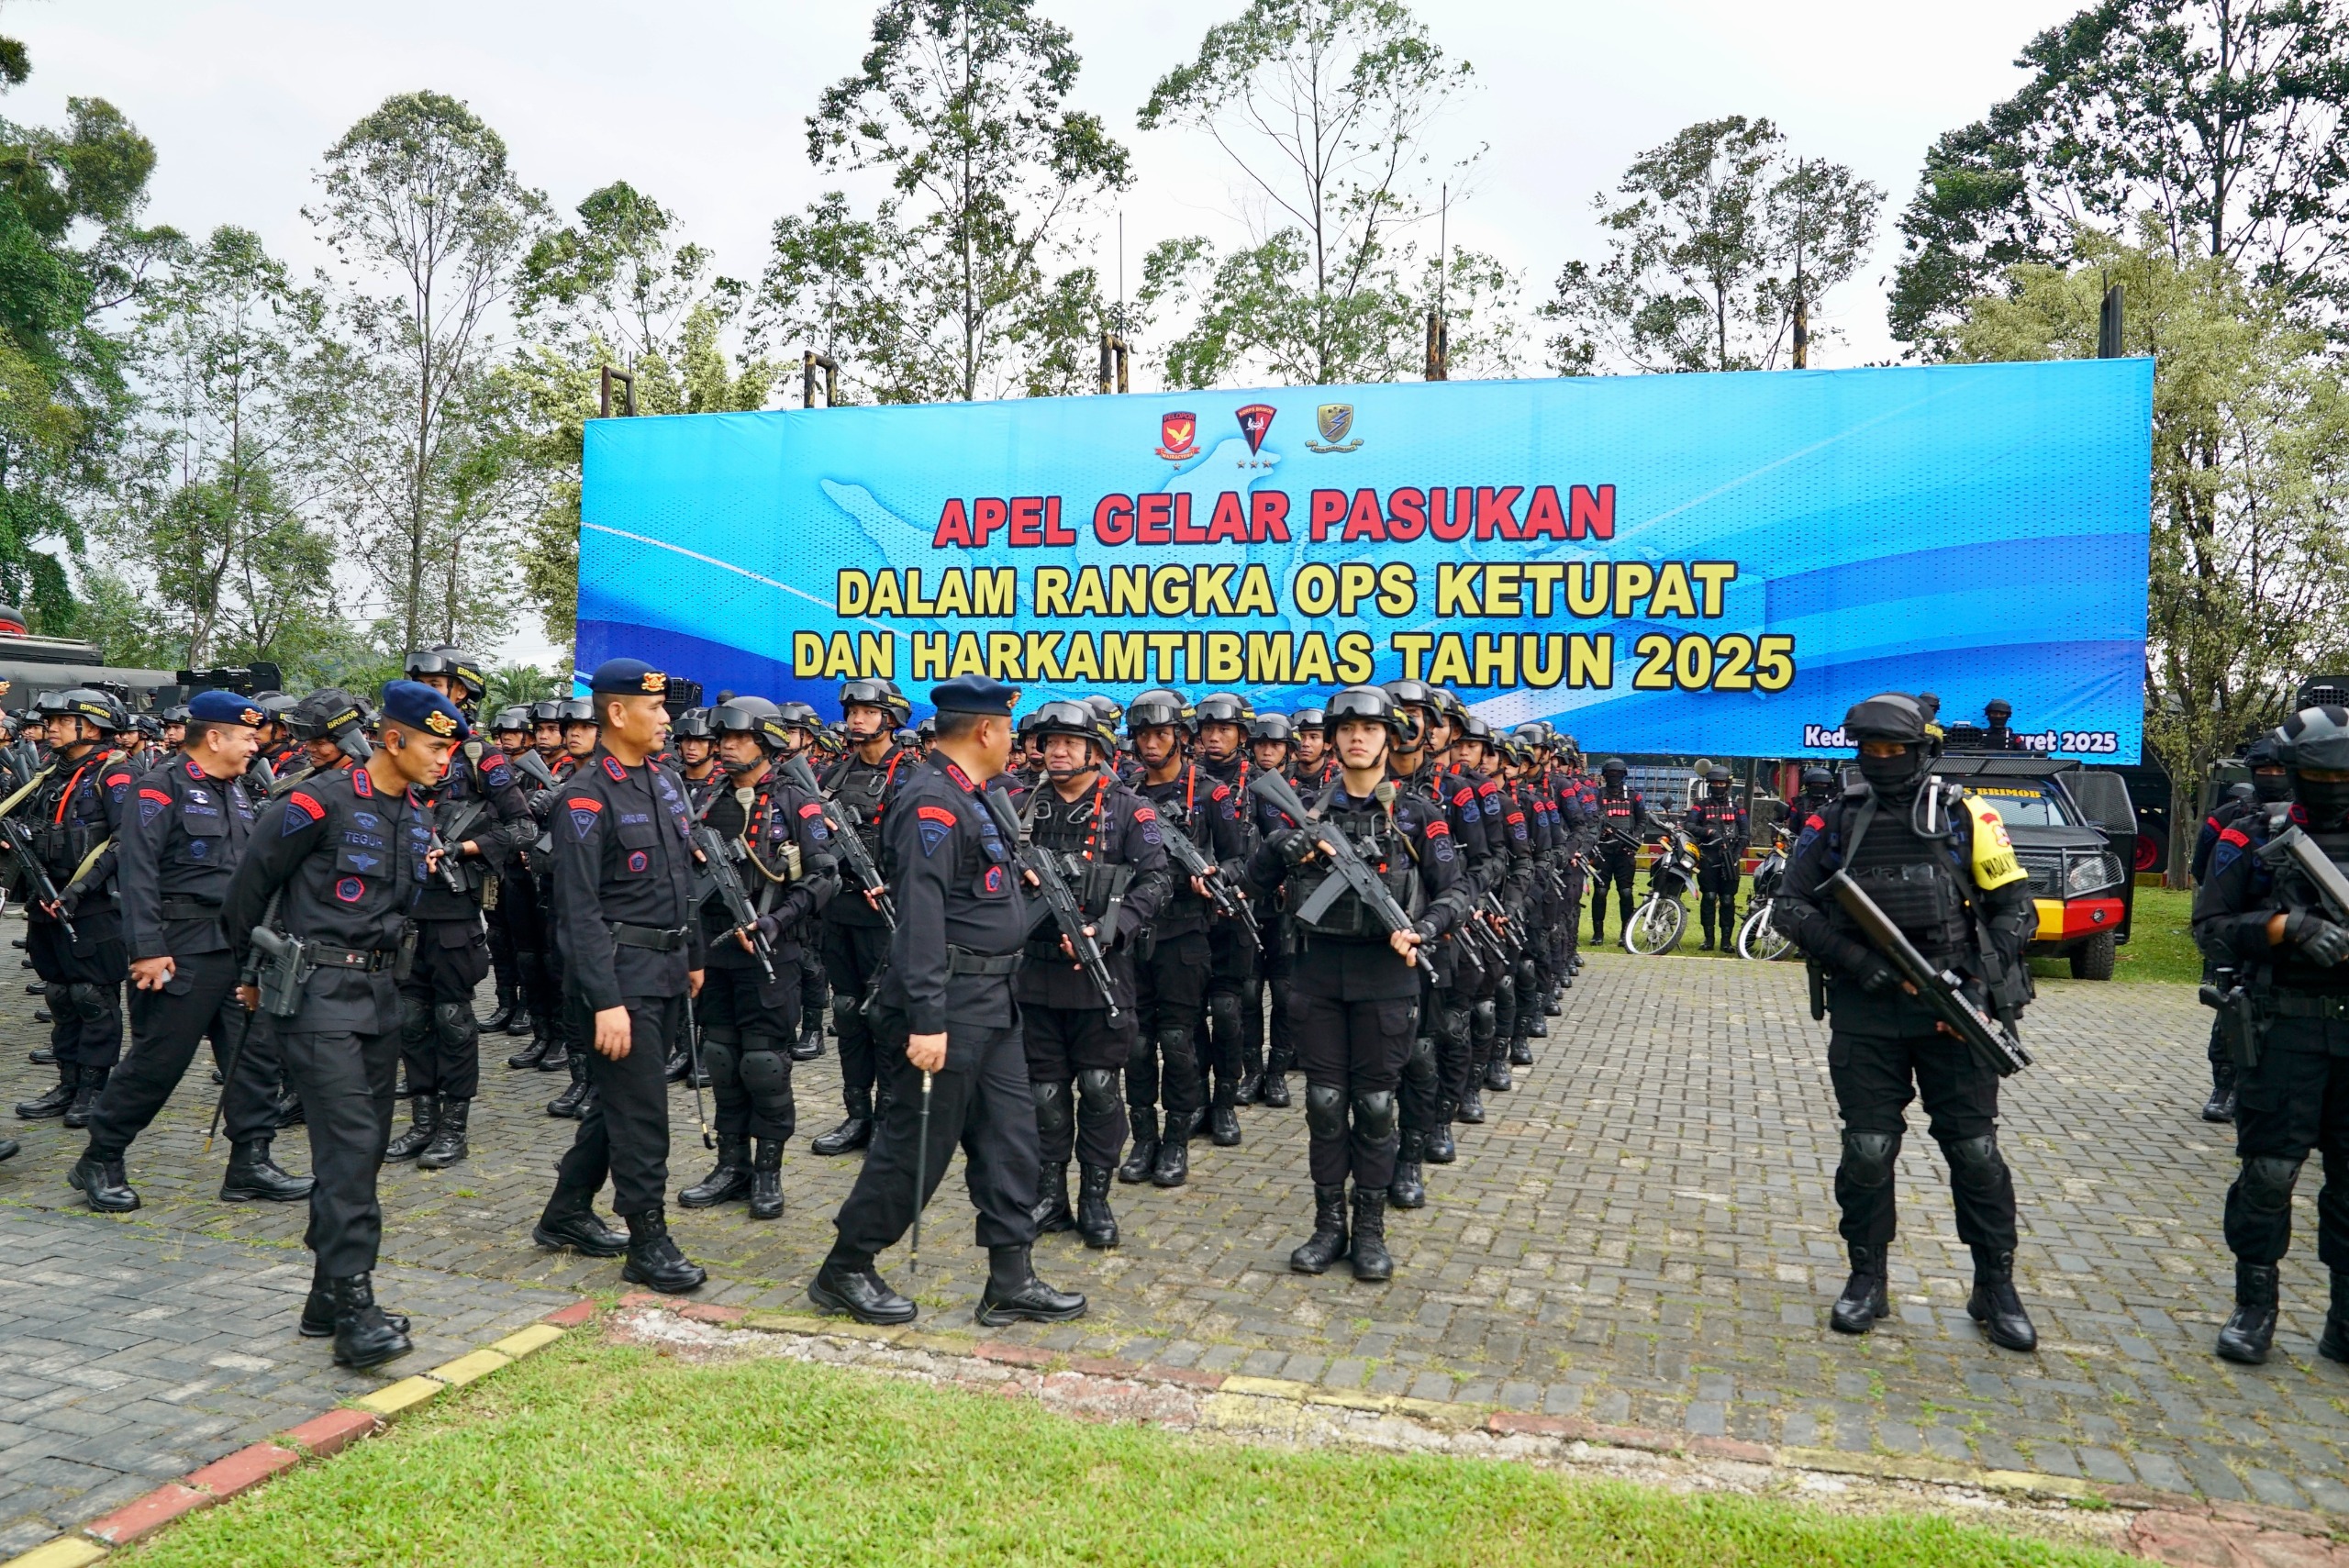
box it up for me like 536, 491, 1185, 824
1688, 791, 1747, 947
223, 766, 428, 1278
1195, 752, 1260, 1108
1128, 762, 1248, 1176
542, 746, 706, 1220
827, 753, 1040, 1266
83, 756, 293, 1183
10, 745, 133, 1120
1589, 779, 1648, 940
816, 744, 910, 1141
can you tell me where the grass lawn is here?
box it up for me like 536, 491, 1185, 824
126, 1336, 2132, 1568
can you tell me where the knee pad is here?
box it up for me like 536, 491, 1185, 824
398, 994, 433, 1043
1840, 1130, 1900, 1190
1943, 1133, 2004, 1183
1124, 1035, 1155, 1080
1207, 992, 1241, 1040
1075, 1067, 1120, 1124
1470, 998, 1497, 1039
1403, 1034, 1437, 1085
67, 983, 112, 1023
432, 1001, 477, 1049
1304, 1083, 1347, 1140
830, 992, 861, 1030
1158, 1025, 1198, 1067
2240, 1153, 2304, 1215
1030, 1078, 1073, 1142
738, 1046, 790, 1099
43, 982, 69, 1012
1351, 1090, 1397, 1141
701, 1038, 741, 1095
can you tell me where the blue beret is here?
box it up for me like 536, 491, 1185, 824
589, 658, 669, 697
930, 675, 1019, 717
187, 690, 269, 727
378, 679, 471, 741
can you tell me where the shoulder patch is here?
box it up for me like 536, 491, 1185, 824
798, 801, 826, 818
916, 802, 956, 858
1210, 784, 1230, 802
602, 755, 628, 782
1424, 817, 1451, 836
185, 759, 204, 780
916, 805, 958, 825
1131, 805, 1157, 822
2219, 826, 2251, 849
566, 795, 603, 840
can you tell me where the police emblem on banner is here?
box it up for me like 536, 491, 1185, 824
1307, 403, 1363, 453
1235, 403, 1275, 454
1154, 410, 1198, 461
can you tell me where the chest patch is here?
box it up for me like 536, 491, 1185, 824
627, 850, 649, 873
335, 876, 365, 902
983, 864, 1007, 894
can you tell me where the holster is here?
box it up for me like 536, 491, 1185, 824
1807, 960, 1827, 1022
2199, 971, 2262, 1071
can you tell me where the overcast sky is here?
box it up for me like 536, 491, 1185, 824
15, 0, 2081, 668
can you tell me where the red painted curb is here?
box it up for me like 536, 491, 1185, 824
974, 1340, 1055, 1369
185, 1441, 300, 1499
678, 1303, 745, 1325
1144, 1365, 1227, 1391
1688, 1436, 1776, 1465
282, 1407, 381, 1459
1487, 1411, 1596, 1440
1065, 1355, 1145, 1380
542, 1298, 597, 1328
85, 1483, 213, 1545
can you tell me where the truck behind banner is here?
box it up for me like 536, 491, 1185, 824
577, 358, 2153, 759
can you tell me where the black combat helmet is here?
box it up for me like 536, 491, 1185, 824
1325, 684, 1408, 737
2276, 706, 2349, 823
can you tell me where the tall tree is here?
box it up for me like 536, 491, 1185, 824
761, 0, 1130, 403
307, 90, 546, 653
1890, 0, 2349, 352
1948, 225, 2349, 883
1542, 117, 1880, 375
1135, 0, 1501, 387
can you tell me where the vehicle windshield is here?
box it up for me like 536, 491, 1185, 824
1965, 784, 2076, 828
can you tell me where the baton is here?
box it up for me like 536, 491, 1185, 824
205, 1004, 253, 1155
683, 985, 714, 1150
910, 1067, 933, 1275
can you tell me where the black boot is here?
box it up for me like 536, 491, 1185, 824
1031, 1162, 1074, 1234
328, 1273, 413, 1371
1289, 1185, 1350, 1274
2318, 1272, 2349, 1364
504, 1001, 534, 1038
219, 1139, 315, 1203
1208, 1105, 1241, 1147
383, 1094, 439, 1161
1508, 1034, 1533, 1066
1350, 1186, 1393, 1283
621, 1206, 707, 1295
1830, 1245, 1889, 1335
273, 1084, 306, 1129
1151, 1111, 1195, 1187
678, 1133, 751, 1208
506, 1029, 551, 1070
549, 1058, 591, 1118
748, 1139, 785, 1220
2200, 1084, 2236, 1122
0, 1135, 16, 1161
1544, 990, 1564, 1016
1526, 1012, 1548, 1039
1119, 1109, 1159, 1184
2215, 1261, 2281, 1365
483, 984, 516, 1033
808, 1256, 916, 1325
811, 1096, 874, 1156
1258, 1068, 1291, 1109
792, 1014, 824, 1062
1458, 1085, 1485, 1125
1966, 1249, 2038, 1352
1388, 1130, 1426, 1210
1425, 1105, 1458, 1164
301, 1264, 410, 1339
416, 1098, 471, 1170
663, 1041, 691, 1082
68, 1149, 139, 1212
532, 1186, 629, 1257
1484, 1056, 1511, 1093
1076, 1162, 1119, 1250
62, 1065, 106, 1129
537, 1029, 569, 1072
28, 1045, 52, 1063
17, 1064, 75, 1119
975, 1243, 1086, 1325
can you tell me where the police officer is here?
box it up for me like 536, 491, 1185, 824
672, 707, 722, 813
773, 699, 835, 1062
530, 658, 708, 1295
384, 647, 535, 1172
1797, 765, 1837, 819
1589, 758, 1647, 944
813, 677, 913, 1155
1774, 693, 2040, 1351
69, 692, 311, 1212
482, 705, 538, 1038
1011, 701, 1168, 1250
675, 696, 838, 1220
222, 680, 466, 1370
2194, 705, 2349, 1365
8, 690, 132, 1127
2190, 737, 2295, 1121
1191, 692, 1262, 1122
1291, 708, 1331, 788
808, 675, 1086, 1328
1688, 766, 1746, 951
1252, 686, 1468, 1282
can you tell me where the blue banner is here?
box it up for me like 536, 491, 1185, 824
579, 359, 2152, 759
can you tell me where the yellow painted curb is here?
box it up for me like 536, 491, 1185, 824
1981, 1469, 2094, 1499
896, 1330, 977, 1355
489, 1324, 566, 1360
424, 1349, 512, 1387
354, 1376, 443, 1418
1302, 1388, 1394, 1414
1219, 1375, 1313, 1399
1, 1538, 108, 1568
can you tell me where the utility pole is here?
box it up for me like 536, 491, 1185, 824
1424, 184, 1450, 381
1099, 212, 1130, 393
1790, 160, 1809, 370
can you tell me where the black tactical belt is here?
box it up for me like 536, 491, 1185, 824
2266, 991, 2349, 1021
313, 946, 396, 972
610, 922, 689, 952
947, 946, 1021, 976
158, 899, 222, 922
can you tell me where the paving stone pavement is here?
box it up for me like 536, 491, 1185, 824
4, 931, 2346, 1526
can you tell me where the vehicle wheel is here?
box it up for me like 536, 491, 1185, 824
2068, 930, 2117, 981
1737, 903, 1791, 962
1623, 896, 1685, 956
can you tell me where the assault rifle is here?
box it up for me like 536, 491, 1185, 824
1824, 870, 2031, 1077
1246, 770, 1426, 971
980, 784, 1119, 1018
0, 816, 74, 944
2263, 823, 2349, 925
428, 797, 487, 897
690, 815, 780, 988
784, 753, 895, 929
1159, 807, 1258, 940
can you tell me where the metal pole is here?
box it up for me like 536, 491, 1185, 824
2097, 284, 2125, 359
599, 365, 636, 418
803, 350, 841, 408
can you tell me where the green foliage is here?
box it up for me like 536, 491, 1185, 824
1890, 1, 2349, 351
1946, 224, 2349, 876
1542, 117, 1880, 374
484, 660, 560, 711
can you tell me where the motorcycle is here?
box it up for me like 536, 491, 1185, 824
1736, 824, 1795, 961
1623, 818, 1699, 956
